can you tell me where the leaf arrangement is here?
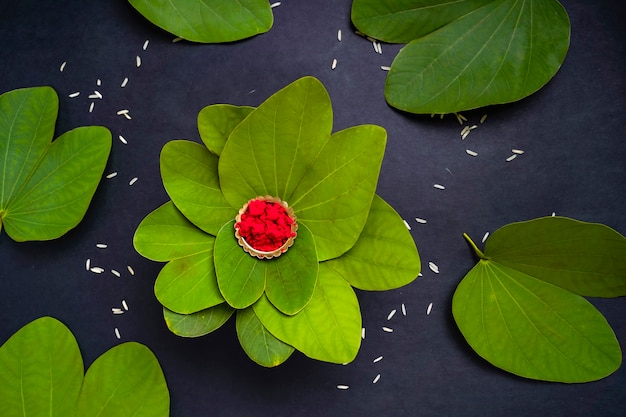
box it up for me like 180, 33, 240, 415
134, 76, 421, 366
351, 0, 571, 114
128, 0, 274, 43
0, 86, 112, 241
0, 317, 170, 417
453, 216, 626, 383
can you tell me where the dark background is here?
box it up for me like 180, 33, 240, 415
1, 1, 625, 416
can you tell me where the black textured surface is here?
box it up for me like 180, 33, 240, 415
1, 1, 625, 416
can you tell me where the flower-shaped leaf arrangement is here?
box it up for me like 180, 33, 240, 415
0, 86, 111, 241
134, 76, 421, 366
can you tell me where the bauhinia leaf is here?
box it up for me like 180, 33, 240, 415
0, 87, 111, 241
198, 104, 254, 156
236, 307, 294, 367
164, 304, 235, 338
453, 216, 626, 382
127, 0, 273, 43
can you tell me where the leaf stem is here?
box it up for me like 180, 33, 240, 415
463, 233, 487, 260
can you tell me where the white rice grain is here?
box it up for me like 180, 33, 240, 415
415, 217, 427, 224
465, 149, 478, 157
136, 55, 141, 67
118, 135, 128, 144
112, 308, 124, 315
337, 29, 342, 42
69, 92, 80, 98
60, 61, 66, 72
482, 231, 490, 243
428, 261, 439, 274
106, 172, 118, 179
380, 66, 391, 71
172, 37, 183, 43
512, 149, 525, 154
382, 327, 393, 333
143, 39, 149, 50
373, 374, 381, 384
373, 356, 383, 363
129, 177, 138, 186
331, 58, 337, 70
403, 220, 411, 230
117, 109, 129, 115
427, 302, 433, 315
127, 265, 135, 275
362, 327, 366, 340
85, 258, 91, 271
114, 328, 121, 339
122, 300, 129, 311
111, 269, 121, 277
401, 303, 406, 316
90, 267, 104, 274
433, 184, 445, 190
121, 77, 129, 88
96, 243, 107, 249
480, 114, 488, 123
336, 385, 349, 390
88, 91, 102, 99
506, 154, 518, 162
96, 79, 101, 86
89, 102, 94, 113
270, 1, 281, 7
387, 309, 396, 320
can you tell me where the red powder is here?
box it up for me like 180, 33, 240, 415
235, 199, 296, 252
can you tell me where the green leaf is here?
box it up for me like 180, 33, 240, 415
0, 317, 83, 417
325, 194, 421, 290
351, 0, 495, 43
155, 249, 224, 314
353, 0, 570, 114
214, 220, 266, 309
218, 76, 333, 210
264, 222, 318, 315
453, 261, 622, 382
161, 140, 236, 236
74, 342, 169, 417
134, 201, 215, 262
198, 104, 254, 156
236, 307, 294, 367
482, 216, 626, 297
128, 0, 273, 43
291, 125, 386, 260
0, 87, 111, 241
254, 263, 362, 364
164, 304, 235, 337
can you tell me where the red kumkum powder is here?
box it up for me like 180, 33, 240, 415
235, 199, 296, 252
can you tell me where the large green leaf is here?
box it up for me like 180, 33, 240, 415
164, 304, 234, 338
128, 0, 273, 43
291, 125, 386, 260
453, 216, 626, 382
214, 220, 266, 309
352, 0, 495, 43
325, 194, 421, 290
0, 87, 111, 241
352, 0, 570, 114
236, 307, 294, 367
453, 261, 621, 382
264, 222, 318, 315
134, 201, 215, 262
0, 317, 83, 417
198, 104, 254, 157
483, 216, 626, 298
218, 76, 333, 210
254, 263, 362, 364
74, 342, 169, 417
161, 140, 236, 236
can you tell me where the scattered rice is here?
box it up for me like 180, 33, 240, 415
68, 92, 80, 98
118, 135, 128, 144
136, 55, 141, 67
129, 177, 138, 186
96, 79, 101, 86
172, 36, 183, 43
373, 374, 381, 384
96, 243, 107, 249
403, 220, 411, 230
480, 114, 488, 123
373, 356, 383, 363
88, 91, 102, 99
428, 261, 439, 274
127, 265, 135, 275
336, 385, 349, 390
90, 267, 104, 274
122, 300, 129, 311
465, 149, 478, 157
60, 61, 66, 72
105, 172, 118, 179
415, 217, 427, 224
89, 102, 94, 113
387, 309, 396, 320
111, 269, 121, 277
433, 184, 445, 190
143, 39, 149, 50
482, 232, 490, 243
506, 154, 518, 162
270, 1, 281, 7
362, 327, 366, 340
382, 327, 393, 333
455, 113, 467, 125
331, 58, 337, 70
85, 258, 90, 271
380, 66, 391, 71
112, 308, 124, 315
121, 77, 129, 88
337, 29, 342, 42
114, 328, 121, 339
427, 302, 433, 315
401, 303, 406, 316
512, 149, 525, 154
117, 109, 130, 115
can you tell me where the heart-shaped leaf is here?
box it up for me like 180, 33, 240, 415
453, 216, 626, 382
74, 342, 169, 417
0, 87, 111, 241
236, 307, 294, 367
325, 194, 421, 290
0, 317, 83, 417
164, 304, 235, 338
161, 140, 236, 236
128, 0, 273, 43
254, 263, 362, 364
198, 104, 254, 156
0, 317, 170, 417
352, 0, 570, 114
